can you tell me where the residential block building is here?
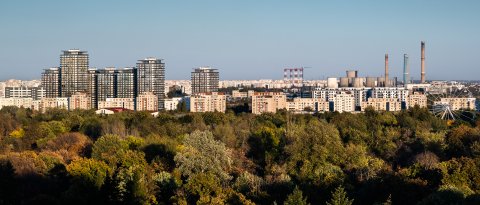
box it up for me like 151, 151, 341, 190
407, 92, 428, 108
330, 91, 355, 113
136, 92, 158, 112
68, 92, 91, 110
4, 86, 45, 100
97, 98, 135, 110
361, 98, 403, 112
188, 92, 226, 113
436, 98, 476, 111
251, 92, 287, 114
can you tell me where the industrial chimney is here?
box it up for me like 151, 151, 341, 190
385, 54, 389, 87
421, 41, 426, 83
404, 54, 409, 88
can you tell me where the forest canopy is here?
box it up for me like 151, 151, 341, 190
0, 106, 480, 205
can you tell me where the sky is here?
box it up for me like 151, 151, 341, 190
0, 0, 479, 81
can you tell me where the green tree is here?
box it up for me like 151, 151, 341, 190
105, 150, 157, 205
326, 186, 353, 205
438, 157, 480, 194
91, 134, 129, 167
80, 117, 104, 139
418, 185, 466, 205
174, 130, 232, 183
66, 158, 110, 189
285, 120, 345, 187
64, 158, 111, 204
284, 186, 309, 205
184, 172, 226, 204
344, 143, 385, 181
330, 112, 369, 144
247, 125, 283, 173
177, 100, 188, 112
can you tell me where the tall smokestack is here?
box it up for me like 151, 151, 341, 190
421, 41, 425, 83
385, 54, 389, 87
404, 54, 409, 88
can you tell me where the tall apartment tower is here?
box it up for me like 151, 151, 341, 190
60, 49, 89, 97
95, 68, 116, 103
191, 67, 219, 94
403, 54, 409, 88
136, 58, 165, 110
385, 54, 389, 87
115, 67, 137, 99
87, 68, 97, 107
41, 67, 61, 98
421, 41, 426, 83
87, 67, 137, 109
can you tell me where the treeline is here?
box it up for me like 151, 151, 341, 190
0, 106, 480, 205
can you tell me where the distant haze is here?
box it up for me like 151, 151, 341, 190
1, 1, 479, 81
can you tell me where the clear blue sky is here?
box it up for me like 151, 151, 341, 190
0, 0, 479, 80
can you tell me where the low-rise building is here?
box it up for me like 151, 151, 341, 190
0, 97, 35, 110
164, 97, 183, 111
40, 98, 69, 112
188, 92, 226, 113
95, 108, 115, 115
95, 108, 130, 115
98, 98, 135, 110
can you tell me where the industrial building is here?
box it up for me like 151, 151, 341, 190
325, 41, 427, 89
284, 67, 304, 87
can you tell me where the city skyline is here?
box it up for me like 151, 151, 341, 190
1, 1, 480, 81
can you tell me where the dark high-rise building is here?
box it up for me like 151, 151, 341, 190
115, 67, 137, 99
87, 68, 97, 107
40, 50, 165, 110
60, 49, 89, 97
191, 67, 219, 94
87, 67, 137, 109
136, 58, 165, 110
95, 68, 116, 103
41, 67, 60, 98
